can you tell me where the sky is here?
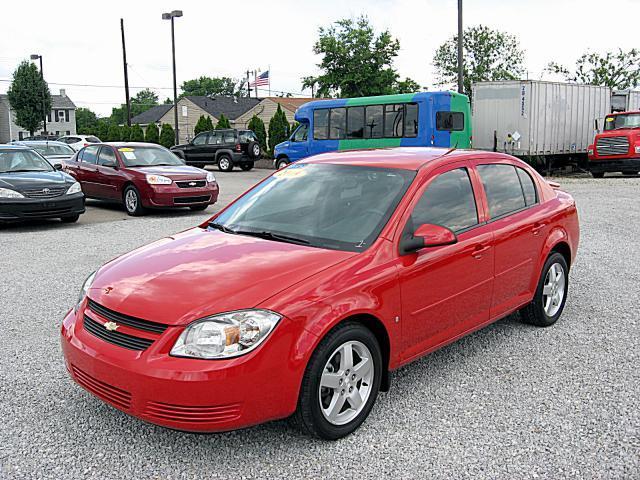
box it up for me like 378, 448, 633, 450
0, 0, 638, 117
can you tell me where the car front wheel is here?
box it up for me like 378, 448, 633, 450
217, 155, 233, 172
123, 185, 145, 216
293, 322, 382, 440
520, 251, 569, 327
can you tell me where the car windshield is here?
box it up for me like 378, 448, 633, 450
118, 146, 185, 167
212, 163, 416, 252
604, 113, 640, 130
0, 149, 54, 173
32, 144, 75, 156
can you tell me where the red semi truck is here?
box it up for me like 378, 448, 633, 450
588, 111, 640, 178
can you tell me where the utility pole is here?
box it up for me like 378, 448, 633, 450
30, 54, 46, 134
120, 18, 131, 126
457, 0, 464, 94
163, 10, 183, 145
246, 70, 251, 97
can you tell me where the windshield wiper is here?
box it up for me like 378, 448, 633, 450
233, 230, 311, 246
3, 169, 50, 173
209, 222, 237, 234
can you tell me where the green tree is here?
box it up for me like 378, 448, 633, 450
268, 104, 290, 156
130, 124, 145, 142
75, 107, 98, 134
433, 25, 525, 97
159, 123, 175, 148
145, 123, 160, 143
395, 78, 422, 94
302, 17, 420, 97
180, 76, 244, 97
547, 49, 640, 90
107, 123, 121, 142
247, 114, 267, 152
7, 61, 52, 135
110, 89, 160, 124
194, 115, 214, 135
120, 124, 131, 142
215, 113, 231, 129
96, 119, 110, 141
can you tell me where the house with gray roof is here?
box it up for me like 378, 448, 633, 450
0, 89, 77, 142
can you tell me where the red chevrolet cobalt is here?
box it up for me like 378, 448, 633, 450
61, 148, 579, 439
62, 143, 218, 215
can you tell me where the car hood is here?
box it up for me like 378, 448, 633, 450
171, 143, 189, 151
88, 227, 356, 326
129, 165, 207, 180
0, 170, 73, 190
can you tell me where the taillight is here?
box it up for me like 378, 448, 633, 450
83, 143, 89, 147
235, 144, 241, 152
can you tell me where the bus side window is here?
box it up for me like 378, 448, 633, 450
404, 103, 418, 137
329, 108, 346, 139
314, 109, 329, 140
365, 105, 383, 138
384, 104, 404, 138
436, 111, 465, 131
346, 106, 364, 139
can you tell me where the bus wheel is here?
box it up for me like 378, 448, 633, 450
276, 158, 289, 169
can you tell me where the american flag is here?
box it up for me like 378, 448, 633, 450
250, 71, 270, 87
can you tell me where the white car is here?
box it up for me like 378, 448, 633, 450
57, 134, 102, 151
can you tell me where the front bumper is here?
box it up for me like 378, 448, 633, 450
143, 183, 219, 208
60, 300, 305, 432
588, 157, 640, 173
0, 193, 85, 221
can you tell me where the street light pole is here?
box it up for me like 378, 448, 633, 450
457, 0, 464, 94
30, 54, 47, 134
163, 10, 183, 145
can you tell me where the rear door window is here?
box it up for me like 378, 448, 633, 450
81, 145, 99, 164
477, 164, 527, 218
208, 132, 222, 145
436, 111, 464, 131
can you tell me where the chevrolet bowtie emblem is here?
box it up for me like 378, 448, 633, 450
189, 182, 196, 186
104, 321, 118, 332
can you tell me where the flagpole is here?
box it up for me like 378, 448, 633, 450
268, 65, 271, 96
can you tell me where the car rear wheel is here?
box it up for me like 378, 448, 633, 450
293, 322, 382, 440
520, 252, 569, 327
123, 185, 145, 216
276, 158, 289, 170
591, 172, 604, 178
217, 155, 233, 172
240, 162, 254, 171
60, 214, 80, 223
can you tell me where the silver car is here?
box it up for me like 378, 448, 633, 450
11, 140, 76, 169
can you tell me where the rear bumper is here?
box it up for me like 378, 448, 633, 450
588, 157, 640, 173
142, 183, 219, 208
0, 193, 85, 221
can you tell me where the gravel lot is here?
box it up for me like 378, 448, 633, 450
0, 172, 638, 479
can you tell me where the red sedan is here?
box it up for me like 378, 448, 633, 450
62, 142, 219, 215
61, 148, 579, 439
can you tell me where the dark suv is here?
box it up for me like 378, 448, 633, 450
171, 129, 261, 172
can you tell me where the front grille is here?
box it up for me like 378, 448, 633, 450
87, 299, 167, 334
596, 136, 630, 156
22, 186, 67, 198
144, 400, 241, 424
72, 365, 132, 410
176, 180, 206, 188
21, 207, 73, 217
174, 195, 211, 204
83, 314, 154, 351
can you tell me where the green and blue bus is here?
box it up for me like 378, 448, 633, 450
273, 91, 471, 168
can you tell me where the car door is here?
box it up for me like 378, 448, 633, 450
398, 164, 495, 362
475, 162, 547, 319
95, 146, 122, 200
186, 132, 209, 162
76, 145, 100, 197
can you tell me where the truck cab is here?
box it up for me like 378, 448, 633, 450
588, 111, 640, 178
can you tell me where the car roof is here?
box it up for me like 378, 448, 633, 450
0, 144, 30, 150
103, 142, 165, 148
303, 147, 508, 170
13, 140, 69, 146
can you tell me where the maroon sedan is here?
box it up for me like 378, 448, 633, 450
63, 143, 219, 216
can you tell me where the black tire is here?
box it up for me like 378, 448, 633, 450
520, 252, 569, 327
217, 154, 233, 172
189, 204, 208, 211
247, 141, 261, 159
293, 322, 382, 440
591, 172, 604, 178
60, 214, 80, 223
123, 185, 146, 216
622, 171, 638, 176
240, 162, 254, 171
276, 157, 289, 170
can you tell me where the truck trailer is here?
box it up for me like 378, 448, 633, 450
472, 80, 611, 170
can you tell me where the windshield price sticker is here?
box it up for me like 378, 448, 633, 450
119, 150, 137, 160
274, 168, 307, 179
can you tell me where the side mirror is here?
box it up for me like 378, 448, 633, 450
400, 223, 457, 255
53, 163, 63, 171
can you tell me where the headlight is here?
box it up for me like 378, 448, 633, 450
75, 271, 96, 312
66, 182, 82, 195
170, 310, 281, 359
634, 145, 640, 154
146, 174, 172, 185
206, 171, 216, 183
0, 187, 24, 199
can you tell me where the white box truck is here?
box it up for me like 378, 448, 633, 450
472, 81, 611, 167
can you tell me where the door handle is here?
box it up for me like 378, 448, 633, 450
532, 222, 547, 235
472, 244, 491, 259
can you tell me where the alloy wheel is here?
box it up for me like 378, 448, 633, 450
125, 189, 138, 213
542, 262, 565, 317
219, 157, 230, 170
318, 340, 374, 426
